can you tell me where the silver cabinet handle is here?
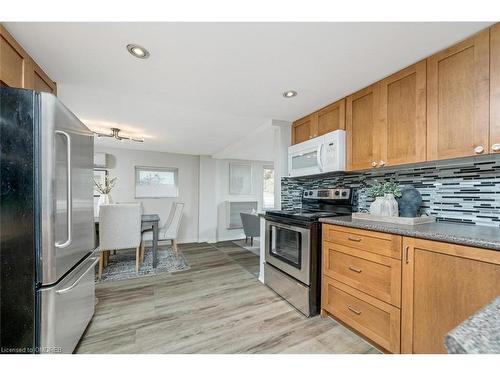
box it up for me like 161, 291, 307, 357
55, 130, 72, 248
347, 305, 361, 315
405, 245, 410, 264
348, 236, 362, 242
56, 257, 99, 295
348, 266, 362, 273
474, 145, 484, 154
371, 161, 378, 167
379, 160, 386, 166
492, 143, 500, 152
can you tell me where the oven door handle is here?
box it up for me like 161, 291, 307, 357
268, 221, 307, 233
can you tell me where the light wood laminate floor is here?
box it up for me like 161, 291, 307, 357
76, 242, 378, 354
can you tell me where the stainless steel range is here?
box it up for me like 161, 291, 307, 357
264, 188, 354, 317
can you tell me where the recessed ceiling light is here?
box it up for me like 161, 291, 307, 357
283, 90, 298, 98
126, 44, 150, 59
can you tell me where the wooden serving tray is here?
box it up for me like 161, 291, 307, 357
351, 212, 436, 226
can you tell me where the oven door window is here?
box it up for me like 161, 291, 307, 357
270, 225, 302, 269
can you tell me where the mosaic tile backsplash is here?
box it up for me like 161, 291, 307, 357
281, 154, 500, 227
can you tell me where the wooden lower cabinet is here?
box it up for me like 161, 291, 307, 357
323, 225, 402, 259
322, 240, 402, 307
321, 224, 402, 353
322, 276, 401, 353
401, 237, 500, 353
322, 223, 500, 354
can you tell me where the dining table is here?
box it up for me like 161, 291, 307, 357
94, 214, 161, 268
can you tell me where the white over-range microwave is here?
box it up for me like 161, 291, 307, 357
288, 130, 346, 177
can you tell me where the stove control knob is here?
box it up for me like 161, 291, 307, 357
334, 190, 340, 196
341, 191, 348, 197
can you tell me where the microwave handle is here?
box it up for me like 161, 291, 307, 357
316, 143, 324, 172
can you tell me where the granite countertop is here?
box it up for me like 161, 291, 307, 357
319, 216, 500, 251
445, 297, 500, 354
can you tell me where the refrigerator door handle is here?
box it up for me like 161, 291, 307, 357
56, 257, 99, 295
55, 130, 72, 249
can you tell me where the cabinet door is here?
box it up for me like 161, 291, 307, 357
292, 112, 318, 145
34, 64, 57, 94
401, 238, 500, 354
0, 25, 33, 89
491, 24, 500, 154
317, 99, 345, 136
427, 29, 490, 160
379, 62, 426, 166
346, 84, 381, 171
292, 114, 315, 145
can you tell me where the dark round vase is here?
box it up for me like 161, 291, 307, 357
397, 186, 422, 218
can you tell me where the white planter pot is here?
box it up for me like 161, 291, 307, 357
369, 197, 385, 216
382, 193, 399, 217
96, 194, 112, 217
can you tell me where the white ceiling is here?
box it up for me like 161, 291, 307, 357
4, 22, 493, 155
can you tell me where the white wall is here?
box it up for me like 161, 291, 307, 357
271, 120, 292, 210
215, 159, 272, 242
198, 156, 218, 243
213, 120, 275, 162
95, 146, 200, 243
198, 157, 273, 243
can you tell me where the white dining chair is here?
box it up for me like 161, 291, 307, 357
97, 204, 143, 279
116, 201, 144, 213
142, 202, 184, 254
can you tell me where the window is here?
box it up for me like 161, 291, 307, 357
263, 165, 275, 209
135, 166, 178, 198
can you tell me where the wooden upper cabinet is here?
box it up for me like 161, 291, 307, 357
490, 23, 500, 154
0, 25, 33, 89
346, 83, 380, 171
379, 61, 427, 166
317, 99, 345, 136
33, 63, 57, 95
0, 24, 56, 94
401, 238, 500, 354
292, 115, 315, 145
291, 99, 345, 145
427, 29, 490, 161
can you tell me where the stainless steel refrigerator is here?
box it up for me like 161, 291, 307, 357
0, 87, 97, 354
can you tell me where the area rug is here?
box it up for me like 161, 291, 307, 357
232, 239, 260, 256
96, 246, 190, 283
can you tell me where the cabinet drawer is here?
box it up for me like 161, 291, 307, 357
323, 224, 402, 259
322, 276, 401, 353
323, 242, 401, 307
